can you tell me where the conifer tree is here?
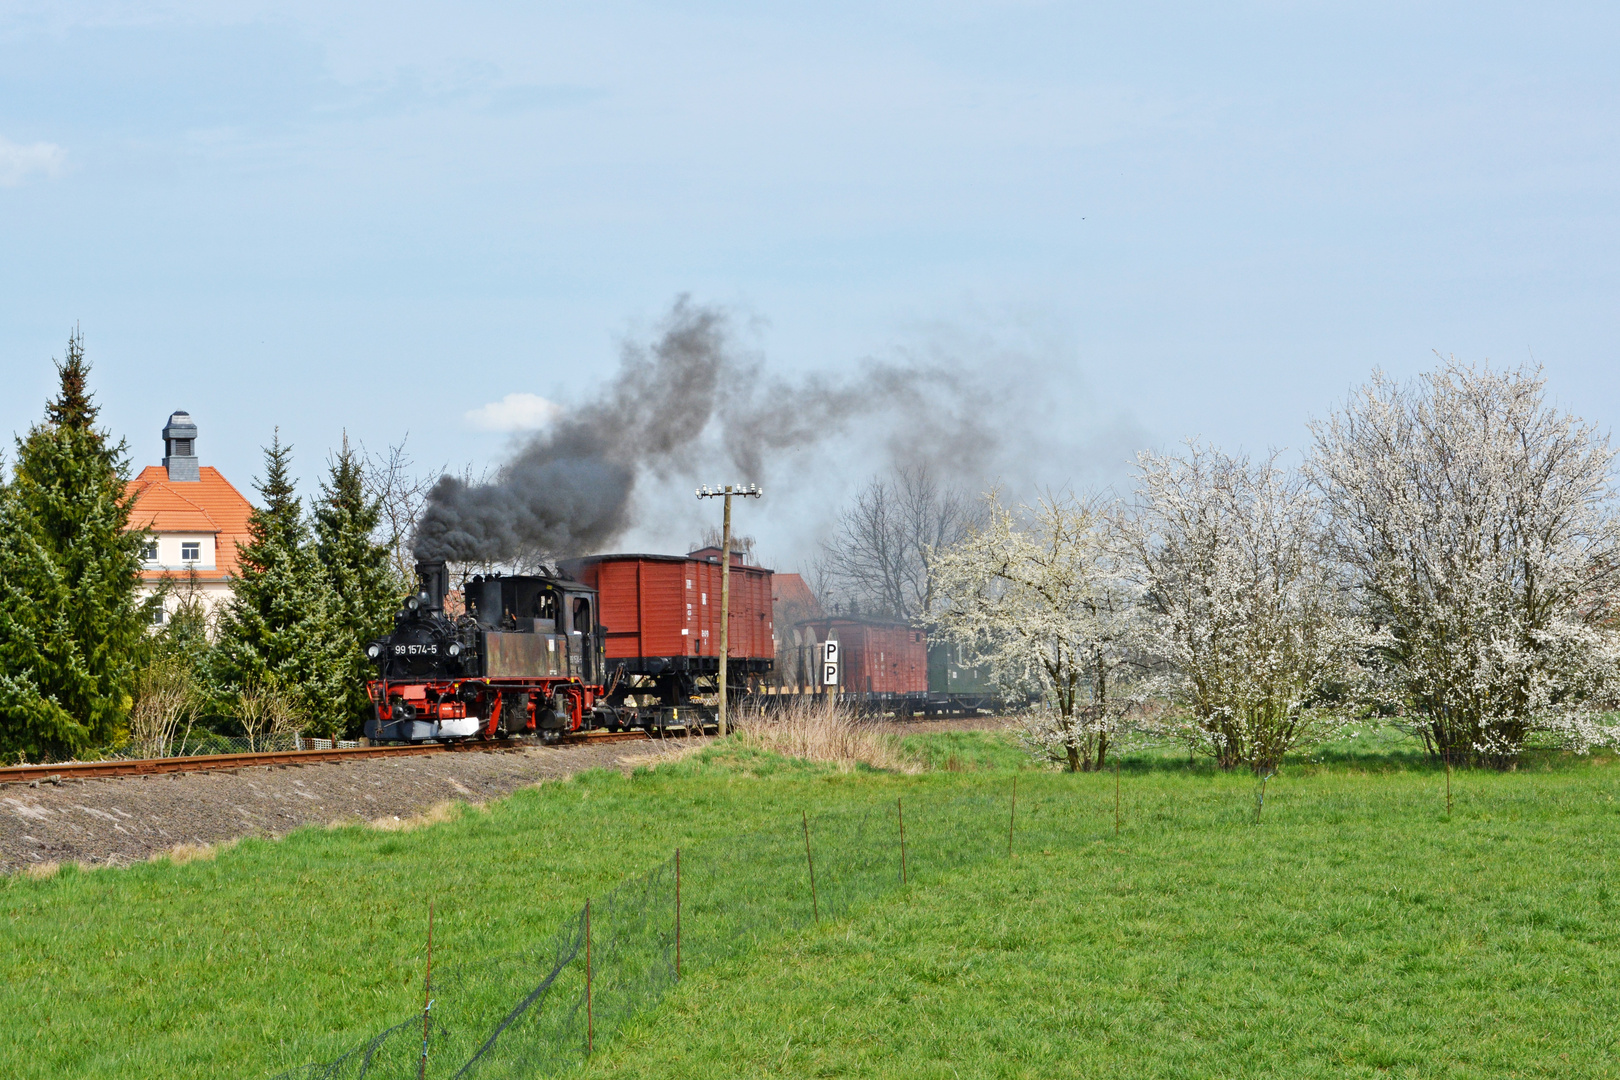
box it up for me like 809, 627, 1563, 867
152, 569, 213, 671
211, 434, 349, 740
0, 331, 153, 761
314, 435, 401, 734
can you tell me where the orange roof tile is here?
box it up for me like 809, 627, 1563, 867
772, 573, 825, 620
126, 465, 257, 579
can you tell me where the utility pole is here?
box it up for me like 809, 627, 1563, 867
696, 483, 762, 736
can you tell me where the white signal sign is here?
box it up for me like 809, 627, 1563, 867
822, 639, 840, 686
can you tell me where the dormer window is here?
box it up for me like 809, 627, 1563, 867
142, 540, 158, 561
181, 541, 201, 562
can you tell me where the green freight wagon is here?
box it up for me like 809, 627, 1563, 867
925, 641, 999, 716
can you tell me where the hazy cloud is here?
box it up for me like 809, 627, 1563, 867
465, 391, 562, 432
0, 135, 65, 187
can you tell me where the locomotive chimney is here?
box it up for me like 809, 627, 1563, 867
415, 560, 448, 612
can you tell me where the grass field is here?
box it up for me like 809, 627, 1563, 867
4, 731, 1620, 1078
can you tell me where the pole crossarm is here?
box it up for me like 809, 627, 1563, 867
695, 484, 763, 737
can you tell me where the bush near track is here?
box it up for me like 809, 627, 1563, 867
4, 731, 1619, 1079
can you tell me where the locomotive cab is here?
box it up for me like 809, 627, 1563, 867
464, 573, 603, 683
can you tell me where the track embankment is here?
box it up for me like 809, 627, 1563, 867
0, 735, 696, 874
0, 730, 650, 785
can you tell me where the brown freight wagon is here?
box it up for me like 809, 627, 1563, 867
800, 618, 929, 696
560, 550, 775, 683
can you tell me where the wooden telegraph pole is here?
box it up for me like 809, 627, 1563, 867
696, 483, 762, 737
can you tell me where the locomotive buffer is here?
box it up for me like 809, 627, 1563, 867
695, 483, 763, 736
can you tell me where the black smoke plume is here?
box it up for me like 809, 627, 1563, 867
413, 297, 1003, 564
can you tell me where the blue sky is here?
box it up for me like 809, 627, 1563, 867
2, 2, 1616, 565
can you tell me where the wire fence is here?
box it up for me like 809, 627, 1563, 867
269, 785, 1054, 1079
104, 733, 351, 761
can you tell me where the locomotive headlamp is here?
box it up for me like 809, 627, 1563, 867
366, 644, 381, 659
405, 595, 420, 611
448, 643, 461, 657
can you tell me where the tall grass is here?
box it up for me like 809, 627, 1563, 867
735, 697, 920, 772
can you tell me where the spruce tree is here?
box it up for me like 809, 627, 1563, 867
210, 434, 350, 740
0, 331, 153, 761
314, 435, 401, 735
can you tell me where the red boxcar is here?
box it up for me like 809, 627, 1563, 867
800, 618, 928, 695
561, 550, 774, 676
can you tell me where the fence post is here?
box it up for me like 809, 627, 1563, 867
1007, 777, 1017, 858
675, 848, 682, 980
1444, 746, 1453, 816
585, 900, 593, 1056
897, 797, 907, 886
1115, 758, 1121, 836
418, 902, 434, 1080
802, 810, 819, 924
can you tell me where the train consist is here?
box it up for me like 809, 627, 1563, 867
364, 545, 997, 743
364, 550, 776, 743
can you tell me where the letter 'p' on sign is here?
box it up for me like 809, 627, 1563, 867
822, 639, 840, 686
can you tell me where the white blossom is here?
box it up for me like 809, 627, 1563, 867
1310, 361, 1620, 765
933, 493, 1140, 771
1125, 443, 1365, 771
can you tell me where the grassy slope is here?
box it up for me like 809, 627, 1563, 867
5, 733, 1620, 1078
592, 743, 1620, 1079
0, 747, 929, 1079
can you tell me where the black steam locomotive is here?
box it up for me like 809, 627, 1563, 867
364, 561, 611, 742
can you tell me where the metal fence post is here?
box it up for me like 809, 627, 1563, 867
802, 810, 819, 923
585, 900, 593, 1056
897, 797, 907, 886
1008, 777, 1017, 858
418, 902, 434, 1080
675, 848, 682, 980
1115, 758, 1121, 836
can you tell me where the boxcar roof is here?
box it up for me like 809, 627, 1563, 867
565, 552, 773, 571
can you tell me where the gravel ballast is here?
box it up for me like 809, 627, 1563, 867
0, 715, 1011, 874
0, 739, 699, 873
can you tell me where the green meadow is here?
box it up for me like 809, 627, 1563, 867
4, 732, 1619, 1079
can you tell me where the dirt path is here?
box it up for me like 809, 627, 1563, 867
0, 738, 700, 874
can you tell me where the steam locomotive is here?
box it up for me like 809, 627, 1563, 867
363, 560, 614, 742
364, 552, 776, 742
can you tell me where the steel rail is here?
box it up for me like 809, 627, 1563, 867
0, 729, 652, 785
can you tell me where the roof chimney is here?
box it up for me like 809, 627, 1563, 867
162, 411, 199, 482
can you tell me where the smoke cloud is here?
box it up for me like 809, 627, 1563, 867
413, 297, 1013, 565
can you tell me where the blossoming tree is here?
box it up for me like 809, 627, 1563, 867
1126, 443, 1364, 772
932, 493, 1138, 771
1310, 362, 1620, 766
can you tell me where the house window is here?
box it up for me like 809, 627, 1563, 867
150, 605, 166, 626
142, 540, 158, 561
181, 541, 201, 562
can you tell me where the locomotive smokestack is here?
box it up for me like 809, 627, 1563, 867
415, 560, 449, 612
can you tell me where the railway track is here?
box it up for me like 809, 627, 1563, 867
0, 729, 654, 785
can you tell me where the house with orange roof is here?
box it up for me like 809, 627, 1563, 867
125, 412, 256, 625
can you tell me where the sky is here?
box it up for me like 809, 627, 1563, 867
2, 2, 1617, 568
